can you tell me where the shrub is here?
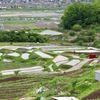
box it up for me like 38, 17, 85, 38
68, 31, 76, 36
67, 55, 73, 60
93, 39, 100, 48
94, 26, 100, 32
90, 23, 99, 29
36, 97, 41, 100
87, 29, 96, 35
80, 54, 87, 58
14, 70, 20, 75
77, 40, 84, 46
43, 67, 51, 72
96, 44, 100, 48
72, 24, 82, 31
80, 30, 87, 35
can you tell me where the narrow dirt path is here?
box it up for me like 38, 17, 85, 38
65, 59, 92, 73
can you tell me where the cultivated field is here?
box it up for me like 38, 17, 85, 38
0, 6, 100, 100
0, 10, 62, 30
0, 44, 99, 100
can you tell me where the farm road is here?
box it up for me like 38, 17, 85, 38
65, 59, 92, 73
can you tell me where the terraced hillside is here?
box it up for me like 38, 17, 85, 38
0, 75, 53, 100
0, 45, 99, 100
0, 64, 100, 100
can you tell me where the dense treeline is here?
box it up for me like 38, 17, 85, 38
0, 30, 48, 42
61, 0, 100, 29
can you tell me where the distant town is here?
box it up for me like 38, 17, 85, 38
0, 0, 92, 5
0, 0, 92, 10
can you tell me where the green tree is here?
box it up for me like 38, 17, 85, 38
60, 1, 100, 29
0, 30, 48, 43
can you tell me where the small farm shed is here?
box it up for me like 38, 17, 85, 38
89, 53, 97, 59
95, 70, 100, 81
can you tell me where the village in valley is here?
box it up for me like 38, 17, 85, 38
0, 0, 100, 100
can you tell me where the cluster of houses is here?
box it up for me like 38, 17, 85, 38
0, 0, 92, 9
0, 0, 92, 4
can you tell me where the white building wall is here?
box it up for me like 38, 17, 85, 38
95, 71, 100, 81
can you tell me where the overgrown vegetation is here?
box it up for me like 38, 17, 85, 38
61, 0, 100, 29
0, 64, 100, 100
0, 30, 48, 43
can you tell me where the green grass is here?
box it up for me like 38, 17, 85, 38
0, 62, 33, 71
1, 20, 35, 29
0, 57, 46, 71
23, 65, 100, 99
0, 42, 35, 46
0, 56, 99, 99
0, 74, 53, 100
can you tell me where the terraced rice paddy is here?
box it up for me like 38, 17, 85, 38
0, 63, 100, 100
1, 66, 44, 75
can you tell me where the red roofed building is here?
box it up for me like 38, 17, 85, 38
89, 53, 97, 59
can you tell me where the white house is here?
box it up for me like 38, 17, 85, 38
95, 70, 100, 81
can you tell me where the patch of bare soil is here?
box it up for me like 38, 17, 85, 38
82, 90, 100, 100
0, 77, 28, 83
